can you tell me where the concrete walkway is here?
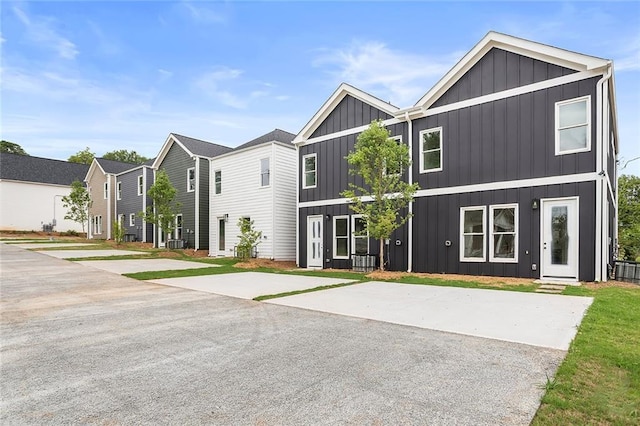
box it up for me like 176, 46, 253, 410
36, 249, 150, 259
147, 272, 355, 300
267, 281, 593, 350
12, 242, 97, 249
76, 259, 220, 274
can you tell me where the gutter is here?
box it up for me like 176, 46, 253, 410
595, 63, 612, 281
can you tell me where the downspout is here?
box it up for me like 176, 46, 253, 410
295, 143, 300, 267
194, 157, 200, 251
107, 174, 112, 240
271, 143, 276, 260
405, 111, 414, 272
142, 167, 147, 242
595, 64, 612, 281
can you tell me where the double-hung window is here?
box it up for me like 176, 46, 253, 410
489, 204, 518, 262
137, 175, 144, 196
187, 168, 195, 192
129, 213, 136, 227
419, 127, 443, 173
103, 182, 108, 199
214, 170, 222, 194
555, 96, 590, 155
333, 216, 349, 259
460, 206, 486, 261
260, 158, 270, 187
116, 181, 122, 200
302, 153, 317, 189
351, 215, 368, 255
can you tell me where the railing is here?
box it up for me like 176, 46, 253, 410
614, 260, 640, 284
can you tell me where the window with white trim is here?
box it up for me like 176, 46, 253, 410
116, 181, 122, 200
302, 153, 316, 189
118, 214, 125, 226
214, 170, 222, 194
187, 168, 195, 192
489, 204, 518, 262
175, 214, 183, 240
351, 215, 368, 255
419, 127, 443, 173
260, 158, 270, 187
93, 215, 103, 235
103, 182, 108, 199
137, 175, 144, 196
384, 136, 403, 176
460, 206, 486, 261
555, 96, 590, 155
333, 216, 349, 259
129, 213, 136, 227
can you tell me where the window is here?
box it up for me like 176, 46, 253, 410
118, 214, 125, 226
555, 96, 590, 155
218, 218, 225, 251
187, 168, 195, 192
384, 136, 403, 176
260, 158, 270, 187
490, 205, 518, 262
419, 127, 443, 173
333, 216, 349, 259
137, 175, 144, 196
103, 182, 108, 199
302, 153, 316, 189
351, 215, 368, 255
214, 170, 222, 194
460, 206, 486, 261
130, 213, 136, 227
175, 214, 183, 240
116, 181, 122, 200
93, 215, 103, 234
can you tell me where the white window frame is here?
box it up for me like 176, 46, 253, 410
302, 153, 317, 189
555, 95, 591, 156
137, 175, 144, 196
187, 167, 195, 192
419, 127, 443, 173
332, 215, 349, 259
214, 170, 222, 195
129, 213, 136, 227
175, 214, 183, 240
116, 181, 122, 200
489, 204, 518, 263
96, 215, 103, 234
103, 182, 108, 199
260, 158, 270, 187
460, 206, 486, 262
351, 215, 369, 256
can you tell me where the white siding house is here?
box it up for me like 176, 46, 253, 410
209, 130, 296, 260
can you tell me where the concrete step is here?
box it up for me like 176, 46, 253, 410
535, 288, 564, 294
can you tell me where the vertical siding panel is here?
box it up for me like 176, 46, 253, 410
493, 99, 506, 182
519, 93, 533, 179
481, 103, 493, 183
519, 56, 534, 86
481, 50, 494, 96
493, 48, 507, 92
532, 90, 549, 178
506, 51, 520, 89
469, 105, 482, 183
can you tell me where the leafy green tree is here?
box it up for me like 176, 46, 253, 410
141, 169, 181, 248
618, 174, 640, 260
341, 120, 419, 271
112, 219, 125, 245
103, 149, 149, 165
236, 217, 262, 259
61, 180, 92, 234
68, 147, 95, 165
1, 140, 28, 155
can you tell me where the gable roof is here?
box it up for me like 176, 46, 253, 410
0, 152, 89, 186
95, 158, 138, 174
234, 129, 296, 151
151, 133, 233, 169
293, 83, 400, 144
412, 31, 611, 110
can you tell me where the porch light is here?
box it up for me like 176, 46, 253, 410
531, 199, 539, 210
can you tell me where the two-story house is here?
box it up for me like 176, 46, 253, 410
114, 159, 155, 242
209, 129, 297, 260
294, 31, 618, 283
152, 133, 233, 249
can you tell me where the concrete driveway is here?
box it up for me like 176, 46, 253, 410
36, 249, 150, 258
1, 243, 566, 425
76, 259, 220, 274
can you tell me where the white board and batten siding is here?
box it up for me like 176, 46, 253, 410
209, 143, 296, 260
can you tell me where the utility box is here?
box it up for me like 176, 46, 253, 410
167, 239, 185, 249
352, 255, 376, 273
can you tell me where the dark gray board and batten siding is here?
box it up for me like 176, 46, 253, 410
198, 157, 210, 249
310, 95, 393, 138
116, 166, 153, 242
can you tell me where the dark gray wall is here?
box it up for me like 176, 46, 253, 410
159, 143, 196, 244
310, 95, 393, 138
432, 48, 577, 108
115, 166, 153, 242
198, 157, 210, 249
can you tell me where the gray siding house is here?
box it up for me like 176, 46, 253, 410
115, 159, 155, 242
294, 32, 618, 283
152, 133, 233, 249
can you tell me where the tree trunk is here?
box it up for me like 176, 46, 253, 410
379, 238, 385, 271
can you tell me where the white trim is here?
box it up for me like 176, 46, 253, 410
259, 157, 271, 188
137, 174, 144, 196
116, 181, 122, 200
129, 213, 135, 227
540, 197, 579, 281
295, 118, 402, 147
194, 159, 200, 250
298, 172, 598, 208
187, 167, 196, 192
332, 215, 350, 259
406, 112, 414, 272
460, 206, 486, 262
351, 214, 369, 256
489, 204, 518, 263
271, 143, 277, 260
103, 181, 108, 199
142, 168, 147, 242
418, 127, 443, 174
213, 169, 222, 195
151, 134, 194, 170
306, 215, 324, 269
555, 96, 591, 155
106, 175, 112, 239
302, 153, 317, 189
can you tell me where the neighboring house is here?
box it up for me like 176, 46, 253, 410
209, 129, 297, 260
0, 153, 89, 232
114, 158, 155, 242
293, 31, 618, 282
85, 158, 138, 240
152, 133, 233, 249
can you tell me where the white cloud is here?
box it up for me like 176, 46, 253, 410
180, 1, 227, 24
313, 40, 458, 106
158, 69, 173, 80
12, 6, 79, 60
194, 67, 247, 108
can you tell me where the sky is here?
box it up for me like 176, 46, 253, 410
1, 1, 639, 176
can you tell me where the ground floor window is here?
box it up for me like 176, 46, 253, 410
333, 216, 349, 259
218, 218, 225, 251
175, 214, 183, 240
92, 215, 103, 235
460, 206, 486, 261
130, 214, 136, 227
490, 204, 518, 262
460, 204, 519, 263
352, 215, 368, 255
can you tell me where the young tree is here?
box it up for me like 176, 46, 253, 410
618, 174, 640, 261
68, 147, 95, 165
236, 217, 262, 259
103, 149, 149, 165
341, 120, 419, 271
1, 140, 28, 155
141, 169, 181, 248
62, 180, 92, 234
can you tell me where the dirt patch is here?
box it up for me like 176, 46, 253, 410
583, 280, 639, 289
235, 258, 297, 270
367, 270, 536, 286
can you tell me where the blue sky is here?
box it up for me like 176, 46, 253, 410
2, 1, 639, 175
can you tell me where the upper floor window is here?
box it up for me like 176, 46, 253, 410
419, 127, 443, 173
116, 181, 122, 200
187, 168, 195, 192
555, 96, 591, 155
260, 158, 270, 187
137, 175, 144, 196
302, 153, 316, 189
214, 170, 222, 194
103, 182, 108, 199
489, 204, 518, 263
384, 136, 403, 176
460, 206, 486, 262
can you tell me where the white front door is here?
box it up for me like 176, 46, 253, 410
541, 198, 579, 280
307, 215, 323, 268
